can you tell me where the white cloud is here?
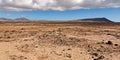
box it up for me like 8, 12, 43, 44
0, 0, 120, 11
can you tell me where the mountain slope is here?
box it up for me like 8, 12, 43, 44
0, 17, 29, 21
15, 17, 29, 21
74, 18, 113, 23
0, 18, 12, 21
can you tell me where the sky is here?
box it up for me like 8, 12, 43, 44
0, 0, 120, 22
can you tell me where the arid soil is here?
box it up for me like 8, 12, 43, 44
0, 22, 120, 60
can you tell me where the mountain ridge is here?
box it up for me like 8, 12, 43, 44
0, 17, 29, 21
73, 18, 113, 23
0, 17, 113, 22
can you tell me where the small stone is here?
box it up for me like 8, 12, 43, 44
92, 53, 98, 57
98, 55, 104, 59
114, 44, 118, 46
35, 46, 38, 48
66, 54, 71, 58
94, 59, 97, 60
68, 48, 72, 50
106, 41, 113, 45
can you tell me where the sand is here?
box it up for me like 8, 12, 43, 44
0, 22, 120, 60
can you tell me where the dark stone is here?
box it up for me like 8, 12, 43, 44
106, 41, 113, 45
35, 46, 38, 48
114, 44, 118, 46
66, 54, 71, 58
68, 48, 72, 50
98, 55, 105, 59
107, 33, 111, 35
94, 59, 97, 60
92, 53, 98, 57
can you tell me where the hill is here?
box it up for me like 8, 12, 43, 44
0, 18, 12, 21
0, 17, 29, 21
73, 18, 113, 23
0, 17, 113, 23
15, 17, 29, 21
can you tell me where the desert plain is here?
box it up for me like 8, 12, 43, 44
0, 21, 120, 60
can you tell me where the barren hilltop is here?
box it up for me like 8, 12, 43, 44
0, 17, 29, 21
0, 17, 113, 23
74, 18, 113, 23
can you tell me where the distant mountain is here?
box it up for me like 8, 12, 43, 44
73, 18, 113, 23
0, 17, 113, 23
15, 17, 29, 21
0, 18, 12, 21
0, 17, 29, 21
0, 18, 8, 20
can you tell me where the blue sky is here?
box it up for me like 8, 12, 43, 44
0, 8, 120, 22
0, 0, 120, 22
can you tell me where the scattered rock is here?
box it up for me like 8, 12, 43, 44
68, 48, 72, 50
93, 53, 98, 56
10, 55, 27, 60
114, 44, 118, 46
106, 41, 113, 45
65, 53, 71, 58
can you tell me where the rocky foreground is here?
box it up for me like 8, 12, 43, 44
0, 22, 120, 60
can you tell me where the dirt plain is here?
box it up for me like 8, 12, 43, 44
0, 21, 120, 60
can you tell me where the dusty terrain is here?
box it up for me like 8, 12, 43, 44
0, 22, 120, 60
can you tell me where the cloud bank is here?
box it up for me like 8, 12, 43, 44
0, 0, 120, 11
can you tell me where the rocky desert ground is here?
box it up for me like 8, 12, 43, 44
0, 21, 120, 60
